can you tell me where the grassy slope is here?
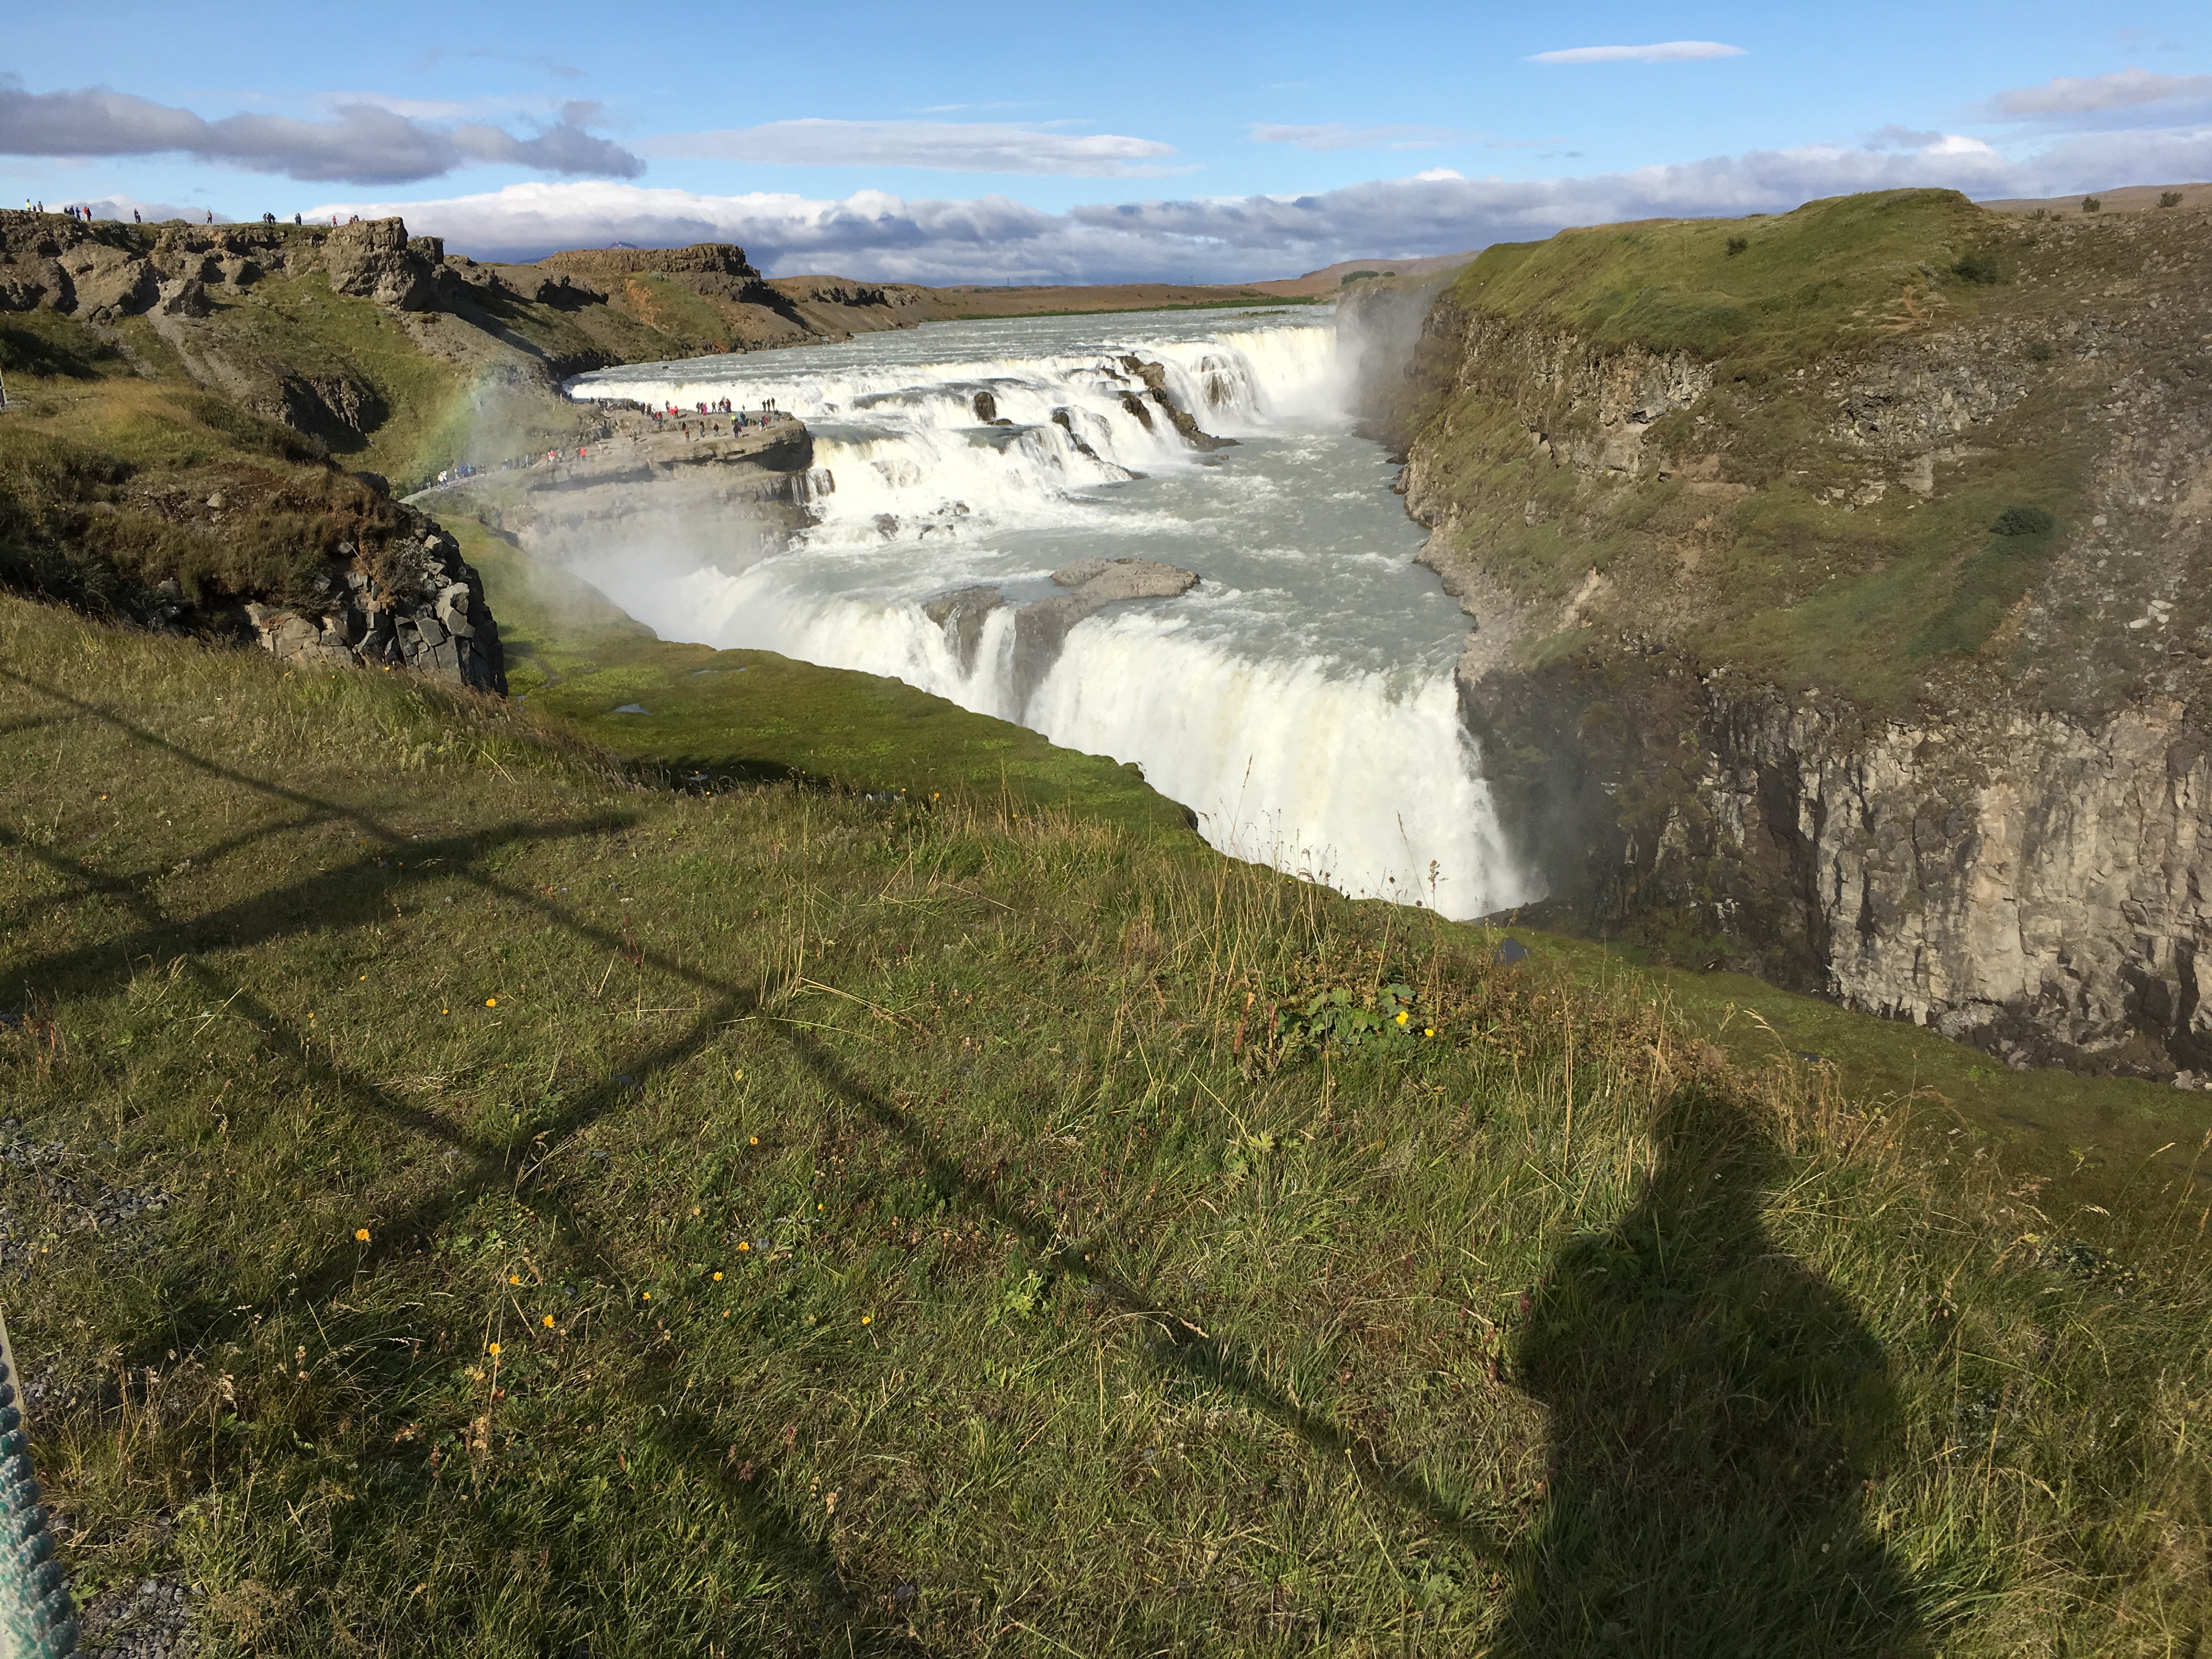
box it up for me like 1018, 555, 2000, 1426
8, 590, 2210, 1657
1400, 189, 2175, 715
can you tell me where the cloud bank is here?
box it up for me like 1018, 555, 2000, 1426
305, 121, 2211, 284
1529, 42, 1747, 65
0, 80, 641, 184
642, 119, 1183, 177
1987, 66, 2212, 127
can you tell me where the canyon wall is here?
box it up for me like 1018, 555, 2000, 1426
1357, 191, 2212, 1078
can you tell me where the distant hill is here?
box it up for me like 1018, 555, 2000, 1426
1980, 180, 2212, 217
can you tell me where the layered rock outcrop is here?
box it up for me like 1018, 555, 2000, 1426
919, 558, 1203, 707
244, 521, 505, 693
1361, 192, 2212, 1078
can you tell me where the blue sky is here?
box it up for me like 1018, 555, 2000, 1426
5, 1, 2209, 280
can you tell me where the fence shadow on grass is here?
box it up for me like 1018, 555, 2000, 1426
1502, 1090, 1921, 1658
5, 663, 1511, 1647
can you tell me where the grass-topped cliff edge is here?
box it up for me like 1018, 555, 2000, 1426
5, 582, 2211, 1653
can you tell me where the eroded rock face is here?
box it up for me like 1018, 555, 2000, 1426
244, 523, 505, 693
1703, 694, 2210, 1073
321, 219, 439, 311
1113, 356, 1237, 451
1388, 210, 2212, 1078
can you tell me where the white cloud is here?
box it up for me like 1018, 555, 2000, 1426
0, 79, 641, 184
1249, 123, 1484, 152
642, 119, 1186, 178
1991, 66, 2212, 118
303, 120, 2208, 285
1413, 167, 1465, 182
1986, 66, 2212, 131
1529, 42, 1747, 64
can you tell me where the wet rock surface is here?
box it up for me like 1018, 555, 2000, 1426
1015, 558, 1201, 704
1110, 356, 1236, 451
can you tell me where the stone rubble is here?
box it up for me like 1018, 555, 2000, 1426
242, 522, 505, 693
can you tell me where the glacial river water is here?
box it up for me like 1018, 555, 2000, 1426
564, 307, 1536, 919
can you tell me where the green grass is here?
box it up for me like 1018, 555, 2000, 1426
7, 592, 2210, 1656
1444, 190, 1999, 375
1494, 929, 2211, 1221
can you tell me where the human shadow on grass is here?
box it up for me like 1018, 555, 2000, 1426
1500, 1090, 1921, 1658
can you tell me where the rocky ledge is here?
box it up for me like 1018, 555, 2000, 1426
924, 557, 1201, 708
243, 517, 504, 693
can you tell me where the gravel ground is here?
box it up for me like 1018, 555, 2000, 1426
78, 1575, 199, 1659
0, 1116, 176, 1266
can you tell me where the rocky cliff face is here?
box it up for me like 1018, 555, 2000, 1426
1359, 191, 2212, 1080
244, 519, 505, 694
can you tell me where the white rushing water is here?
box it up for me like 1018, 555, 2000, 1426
564, 308, 1538, 919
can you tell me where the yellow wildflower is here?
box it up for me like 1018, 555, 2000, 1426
542, 1314, 555, 1328
487, 1342, 501, 1357
713, 1271, 724, 1282
486, 997, 498, 1007
355, 1228, 371, 1243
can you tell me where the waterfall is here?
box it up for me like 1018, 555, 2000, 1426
565, 311, 1539, 919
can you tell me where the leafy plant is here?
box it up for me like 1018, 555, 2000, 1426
1724, 236, 1749, 258
1951, 250, 2002, 284
1275, 981, 1423, 1054
2158, 191, 2183, 209
2081, 195, 2102, 214
1991, 504, 2056, 537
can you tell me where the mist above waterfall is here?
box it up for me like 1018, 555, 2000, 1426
561, 307, 1539, 919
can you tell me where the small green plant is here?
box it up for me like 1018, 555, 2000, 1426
1340, 270, 1381, 287
1991, 504, 2056, 537
1274, 981, 1423, 1052
2158, 191, 2183, 209
2027, 340, 2056, 363
1951, 250, 2002, 284
2081, 195, 2102, 214
1724, 236, 1749, 258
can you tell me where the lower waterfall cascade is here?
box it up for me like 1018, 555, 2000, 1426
563, 308, 1541, 920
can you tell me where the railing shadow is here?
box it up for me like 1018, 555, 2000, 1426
5, 662, 1509, 1646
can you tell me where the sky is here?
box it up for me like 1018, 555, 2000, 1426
5, 2, 2210, 282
